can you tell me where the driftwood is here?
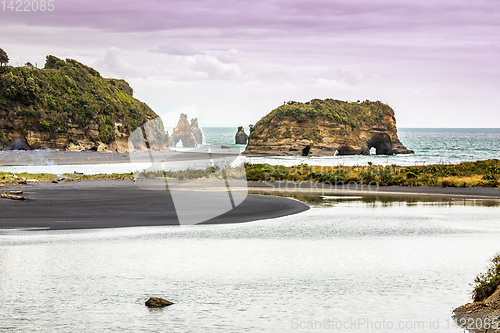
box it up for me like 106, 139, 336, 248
1, 191, 26, 200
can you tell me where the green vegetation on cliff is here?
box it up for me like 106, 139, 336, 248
0, 55, 157, 145
249, 99, 395, 139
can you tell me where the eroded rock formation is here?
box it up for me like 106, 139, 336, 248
235, 126, 248, 144
190, 118, 203, 145
170, 113, 197, 148
244, 99, 413, 156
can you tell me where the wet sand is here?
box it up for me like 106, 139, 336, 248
0, 149, 233, 166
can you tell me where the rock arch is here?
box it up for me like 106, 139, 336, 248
366, 134, 393, 155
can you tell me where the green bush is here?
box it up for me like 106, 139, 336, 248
473, 254, 500, 302
39, 120, 59, 132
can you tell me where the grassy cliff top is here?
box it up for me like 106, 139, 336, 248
0, 56, 157, 144
250, 99, 396, 136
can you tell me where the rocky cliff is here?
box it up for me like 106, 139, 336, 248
0, 56, 166, 152
244, 99, 413, 156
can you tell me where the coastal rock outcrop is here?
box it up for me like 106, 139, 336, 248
235, 126, 248, 144
453, 254, 500, 330
145, 297, 174, 308
244, 99, 413, 156
190, 118, 203, 145
170, 113, 198, 148
0, 56, 165, 152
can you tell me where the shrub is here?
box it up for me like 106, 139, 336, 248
472, 254, 500, 302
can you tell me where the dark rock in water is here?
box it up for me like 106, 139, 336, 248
170, 114, 197, 148
235, 126, 248, 144
190, 118, 203, 145
145, 297, 174, 308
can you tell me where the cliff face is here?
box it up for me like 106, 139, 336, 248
0, 56, 164, 152
244, 99, 413, 156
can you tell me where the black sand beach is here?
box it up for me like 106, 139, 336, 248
1, 178, 499, 230
0, 180, 309, 230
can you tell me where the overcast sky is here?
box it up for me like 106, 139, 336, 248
2, 0, 499, 127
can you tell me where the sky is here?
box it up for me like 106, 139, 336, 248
1, 0, 499, 128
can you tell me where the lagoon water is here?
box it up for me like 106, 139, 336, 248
1, 200, 499, 332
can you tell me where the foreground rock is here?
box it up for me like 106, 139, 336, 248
145, 297, 174, 308
235, 126, 248, 144
453, 256, 500, 332
244, 99, 413, 156
455, 286, 500, 313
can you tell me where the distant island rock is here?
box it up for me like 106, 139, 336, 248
244, 99, 413, 156
0, 55, 166, 152
235, 126, 248, 144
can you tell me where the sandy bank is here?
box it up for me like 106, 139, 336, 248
0, 180, 309, 230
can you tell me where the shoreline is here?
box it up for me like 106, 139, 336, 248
1, 179, 499, 231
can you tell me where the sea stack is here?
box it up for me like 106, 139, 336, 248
170, 113, 199, 148
235, 126, 248, 144
190, 118, 203, 145
244, 99, 413, 156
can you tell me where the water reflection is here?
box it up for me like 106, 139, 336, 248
253, 192, 500, 208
